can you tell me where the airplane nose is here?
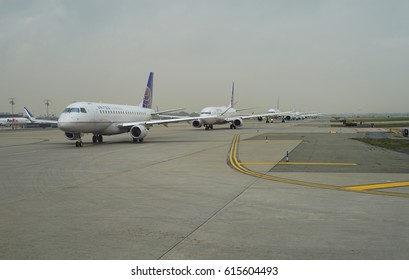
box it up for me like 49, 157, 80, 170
58, 114, 75, 131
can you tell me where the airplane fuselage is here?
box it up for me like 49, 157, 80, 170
0, 117, 31, 127
199, 106, 237, 125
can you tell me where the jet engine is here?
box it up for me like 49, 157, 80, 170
257, 116, 263, 122
64, 132, 81, 140
192, 119, 202, 128
233, 118, 243, 127
130, 125, 148, 141
285, 115, 291, 121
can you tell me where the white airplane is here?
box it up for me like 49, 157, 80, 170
0, 117, 31, 127
265, 110, 321, 122
265, 97, 318, 122
263, 97, 294, 123
29, 72, 199, 147
192, 83, 282, 130
264, 108, 290, 123
23, 107, 58, 126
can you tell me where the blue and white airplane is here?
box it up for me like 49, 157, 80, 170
23, 107, 58, 126
26, 72, 197, 147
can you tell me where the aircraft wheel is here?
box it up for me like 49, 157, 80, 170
98, 135, 103, 143
92, 135, 97, 143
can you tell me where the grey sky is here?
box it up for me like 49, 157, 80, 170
1, 0, 408, 115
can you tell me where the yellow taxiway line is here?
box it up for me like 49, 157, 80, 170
228, 135, 409, 198
241, 162, 357, 166
343, 181, 409, 191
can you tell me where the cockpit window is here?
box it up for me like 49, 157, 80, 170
80, 108, 87, 113
63, 108, 80, 113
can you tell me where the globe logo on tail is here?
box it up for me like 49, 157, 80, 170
143, 86, 152, 108
142, 72, 154, 109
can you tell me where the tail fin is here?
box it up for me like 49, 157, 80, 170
24, 107, 35, 121
229, 82, 235, 108
140, 72, 154, 109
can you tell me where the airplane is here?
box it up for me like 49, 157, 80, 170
23, 107, 58, 126
191, 83, 284, 130
264, 110, 321, 122
263, 96, 294, 123
264, 108, 291, 123
0, 117, 31, 127
31, 72, 199, 147
264, 96, 320, 122
276, 111, 321, 121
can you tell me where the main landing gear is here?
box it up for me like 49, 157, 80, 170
229, 124, 237, 129
92, 135, 103, 144
204, 124, 214, 130
75, 141, 83, 147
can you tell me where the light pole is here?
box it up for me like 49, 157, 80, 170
45, 99, 50, 117
9, 98, 15, 114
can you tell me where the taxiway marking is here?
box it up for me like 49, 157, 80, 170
343, 181, 409, 191
241, 162, 357, 166
228, 135, 409, 198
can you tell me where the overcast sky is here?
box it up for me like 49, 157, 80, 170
1, 0, 408, 116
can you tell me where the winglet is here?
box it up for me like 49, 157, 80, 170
141, 72, 154, 109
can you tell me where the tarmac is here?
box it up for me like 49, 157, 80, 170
0, 119, 408, 259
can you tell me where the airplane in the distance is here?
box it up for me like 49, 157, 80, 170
0, 117, 31, 128
191, 83, 283, 130
26, 72, 198, 147
268, 110, 322, 121
23, 108, 58, 127
263, 97, 293, 123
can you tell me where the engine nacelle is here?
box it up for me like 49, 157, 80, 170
130, 125, 148, 140
64, 132, 81, 140
285, 115, 291, 121
192, 119, 202, 128
257, 116, 263, 122
233, 118, 243, 127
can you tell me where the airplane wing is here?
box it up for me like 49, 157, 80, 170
150, 108, 186, 116
236, 111, 292, 120
118, 115, 212, 128
301, 112, 322, 118
152, 114, 193, 120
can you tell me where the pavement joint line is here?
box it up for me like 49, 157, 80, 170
228, 134, 409, 198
